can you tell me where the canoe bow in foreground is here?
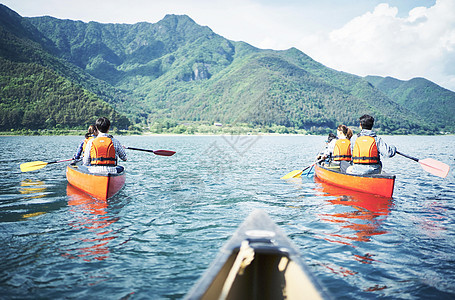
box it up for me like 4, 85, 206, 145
66, 164, 125, 200
314, 163, 395, 198
185, 209, 329, 300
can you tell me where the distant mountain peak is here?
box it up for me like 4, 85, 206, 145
162, 14, 195, 22
0, 3, 453, 133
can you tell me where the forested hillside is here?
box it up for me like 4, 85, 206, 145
1, 4, 454, 134
0, 58, 129, 130
0, 5, 130, 131
365, 76, 455, 132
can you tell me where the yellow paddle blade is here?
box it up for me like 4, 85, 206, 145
20, 161, 48, 172
281, 170, 303, 179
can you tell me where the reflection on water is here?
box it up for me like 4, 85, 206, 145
412, 200, 449, 239
315, 177, 393, 246
313, 177, 394, 280
20, 180, 47, 219
65, 184, 119, 261
0, 179, 68, 222
19, 179, 46, 197
1, 135, 454, 299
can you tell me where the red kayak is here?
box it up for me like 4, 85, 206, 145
314, 162, 395, 198
66, 164, 126, 200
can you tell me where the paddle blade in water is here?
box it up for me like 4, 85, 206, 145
20, 161, 48, 172
281, 170, 303, 179
153, 150, 176, 156
419, 158, 450, 178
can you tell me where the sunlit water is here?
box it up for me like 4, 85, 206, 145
0, 135, 454, 299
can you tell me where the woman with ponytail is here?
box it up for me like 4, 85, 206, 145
331, 125, 353, 172
73, 124, 98, 161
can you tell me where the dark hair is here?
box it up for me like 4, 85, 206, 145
359, 114, 374, 130
337, 124, 353, 139
95, 117, 111, 133
85, 124, 97, 139
327, 132, 336, 143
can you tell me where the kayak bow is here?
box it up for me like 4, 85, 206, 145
185, 209, 329, 300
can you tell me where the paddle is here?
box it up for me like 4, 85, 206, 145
397, 151, 450, 178
20, 159, 73, 172
281, 159, 323, 179
126, 147, 176, 156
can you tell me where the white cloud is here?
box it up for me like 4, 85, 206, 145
299, 0, 455, 92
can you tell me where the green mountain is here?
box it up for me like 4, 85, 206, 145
365, 76, 455, 132
0, 4, 130, 130
1, 4, 453, 134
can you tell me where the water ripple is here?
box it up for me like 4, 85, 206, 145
0, 135, 454, 298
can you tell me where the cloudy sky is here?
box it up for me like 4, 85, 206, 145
3, 0, 455, 92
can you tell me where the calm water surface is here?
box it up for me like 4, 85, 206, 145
0, 135, 454, 299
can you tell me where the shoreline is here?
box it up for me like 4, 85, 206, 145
0, 132, 312, 137
1, 132, 453, 137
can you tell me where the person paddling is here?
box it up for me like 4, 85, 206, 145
82, 117, 127, 174
73, 124, 98, 161
346, 114, 396, 175
317, 132, 337, 162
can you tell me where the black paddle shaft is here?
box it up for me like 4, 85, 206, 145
126, 147, 155, 153
396, 151, 419, 162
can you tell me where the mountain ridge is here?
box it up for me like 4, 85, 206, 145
365, 75, 455, 130
1, 4, 453, 133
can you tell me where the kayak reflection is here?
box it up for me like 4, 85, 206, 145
65, 184, 118, 261
315, 177, 393, 246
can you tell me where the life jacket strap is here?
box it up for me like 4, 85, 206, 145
91, 157, 117, 162
352, 156, 380, 164
91, 157, 117, 166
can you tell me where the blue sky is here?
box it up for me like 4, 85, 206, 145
3, 0, 455, 92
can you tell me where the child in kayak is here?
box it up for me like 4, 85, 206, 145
317, 132, 337, 162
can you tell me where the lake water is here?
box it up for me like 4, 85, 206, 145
0, 135, 454, 299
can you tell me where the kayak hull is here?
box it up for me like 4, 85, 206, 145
314, 163, 395, 198
185, 209, 329, 300
66, 164, 125, 200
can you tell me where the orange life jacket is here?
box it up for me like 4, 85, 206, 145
332, 138, 351, 161
352, 135, 380, 164
90, 136, 117, 166
82, 136, 94, 153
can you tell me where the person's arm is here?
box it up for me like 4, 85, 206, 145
326, 139, 336, 155
73, 140, 84, 160
376, 136, 396, 158
317, 139, 336, 160
350, 135, 357, 153
113, 138, 127, 161
82, 140, 93, 165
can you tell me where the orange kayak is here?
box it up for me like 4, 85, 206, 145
314, 163, 395, 198
66, 164, 126, 200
